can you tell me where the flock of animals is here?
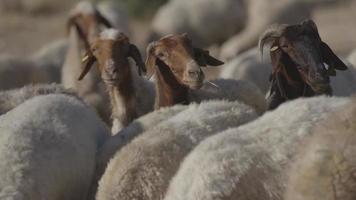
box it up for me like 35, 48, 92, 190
0, 0, 356, 200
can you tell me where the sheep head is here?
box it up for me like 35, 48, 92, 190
145, 33, 224, 90
78, 29, 145, 87
67, 1, 112, 49
259, 19, 347, 94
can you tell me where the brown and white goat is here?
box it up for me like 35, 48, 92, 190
145, 33, 224, 109
78, 29, 154, 134
259, 19, 348, 110
61, 1, 112, 124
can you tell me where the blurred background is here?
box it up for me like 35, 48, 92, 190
0, 0, 355, 56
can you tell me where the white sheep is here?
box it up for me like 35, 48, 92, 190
0, 55, 50, 91
347, 48, 356, 69
96, 100, 259, 200
219, 0, 314, 60
89, 104, 188, 199
284, 98, 356, 200
30, 39, 68, 83
0, 94, 110, 200
97, 1, 130, 34
0, 83, 77, 115
220, 47, 272, 94
150, 0, 246, 47
164, 96, 351, 200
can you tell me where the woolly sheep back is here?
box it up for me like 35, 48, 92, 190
0, 94, 110, 200
164, 96, 351, 200
96, 100, 259, 200
284, 98, 356, 200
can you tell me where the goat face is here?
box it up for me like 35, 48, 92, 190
78, 29, 146, 86
145, 33, 223, 90
67, 1, 112, 48
260, 20, 347, 94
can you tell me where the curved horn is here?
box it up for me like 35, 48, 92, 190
258, 24, 288, 59
128, 44, 146, 76
145, 42, 157, 80
78, 52, 97, 80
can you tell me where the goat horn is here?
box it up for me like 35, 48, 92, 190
258, 24, 288, 60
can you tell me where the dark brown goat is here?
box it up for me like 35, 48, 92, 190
78, 29, 147, 133
259, 19, 348, 110
146, 33, 224, 109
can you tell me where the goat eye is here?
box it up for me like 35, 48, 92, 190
157, 52, 165, 59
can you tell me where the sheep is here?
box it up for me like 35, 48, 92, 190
219, 0, 343, 60
0, 83, 76, 115
97, 1, 129, 34
150, 0, 246, 47
259, 20, 348, 110
0, 94, 110, 200
0, 55, 50, 91
78, 29, 155, 133
30, 39, 68, 83
347, 48, 356, 68
284, 98, 356, 200
146, 33, 266, 113
220, 47, 272, 94
89, 104, 189, 199
96, 100, 259, 200
163, 95, 351, 200
61, 1, 113, 124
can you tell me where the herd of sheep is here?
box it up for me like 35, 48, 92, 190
1, 0, 356, 200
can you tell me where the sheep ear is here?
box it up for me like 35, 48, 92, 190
128, 44, 146, 76
320, 42, 348, 71
193, 48, 224, 67
67, 16, 91, 50
145, 42, 157, 80
78, 52, 97, 80
95, 10, 113, 28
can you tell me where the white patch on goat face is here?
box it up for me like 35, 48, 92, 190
100, 29, 120, 40
74, 1, 95, 15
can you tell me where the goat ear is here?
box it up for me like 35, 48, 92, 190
128, 44, 146, 76
145, 42, 157, 80
78, 52, 97, 80
67, 16, 91, 50
193, 48, 224, 67
320, 42, 348, 72
95, 10, 113, 28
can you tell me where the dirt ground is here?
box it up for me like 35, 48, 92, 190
0, 1, 355, 57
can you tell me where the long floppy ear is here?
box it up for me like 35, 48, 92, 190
95, 10, 113, 28
78, 51, 97, 80
193, 48, 224, 67
128, 44, 146, 76
67, 15, 91, 50
145, 42, 157, 80
320, 42, 348, 75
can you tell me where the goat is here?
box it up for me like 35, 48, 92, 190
78, 29, 154, 133
146, 33, 266, 113
259, 19, 348, 110
61, 1, 113, 124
